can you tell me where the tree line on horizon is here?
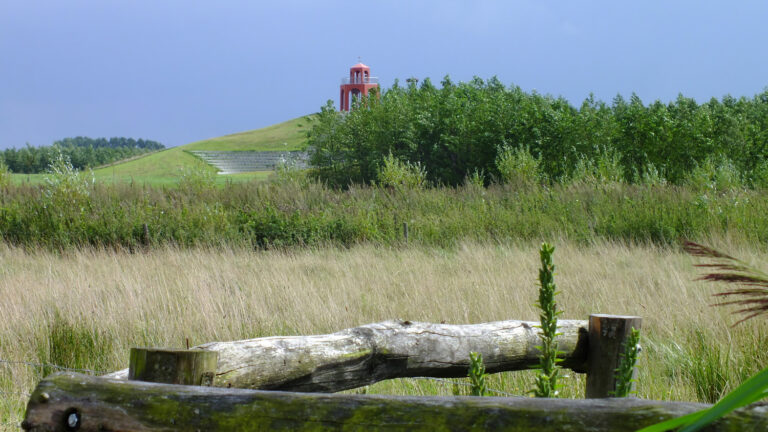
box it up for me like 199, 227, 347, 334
307, 76, 768, 187
0, 137, 164, 173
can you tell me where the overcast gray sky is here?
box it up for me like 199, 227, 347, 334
2, 1, 767, 149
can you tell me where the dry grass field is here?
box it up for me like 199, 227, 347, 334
1, 239, 767, 428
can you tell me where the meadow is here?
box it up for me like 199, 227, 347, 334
2, 104, 768, 429
1, 240, 767, 427
2, 173, 768, 250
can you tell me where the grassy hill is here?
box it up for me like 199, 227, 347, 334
11, 116, 309, 186
183, 117, 308, 152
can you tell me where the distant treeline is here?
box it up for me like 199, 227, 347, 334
308, 76, 768, 187
1, 137, 164, 173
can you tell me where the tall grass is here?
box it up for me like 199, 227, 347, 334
1, 177, 768, 250
1, 240, 767, 427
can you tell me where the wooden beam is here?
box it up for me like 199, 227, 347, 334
23, 373, 768, 432
129, 348, 218, 386
586, 314, 643, 398
105, 319, 589, 392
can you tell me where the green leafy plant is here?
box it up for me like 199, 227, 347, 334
685, 156, 742, 192
533, 242, 562, 398
495, 145, 541, 186
42, 150, 94, 214
273, 154, 308, 186
377, 152, 427, 190
750, 159, 768, 189
0, 158, 10, 188
178, 164, 216, 195
468, 351, 488, 396
570, 146, 625, 185
639, 241, 768, 431
464, 168, 485, 189
613, 327, 641, 397
639, 162, 668, 186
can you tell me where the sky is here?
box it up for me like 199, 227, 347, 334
2, 1, 767, 149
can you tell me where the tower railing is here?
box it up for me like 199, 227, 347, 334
341, 77, 379, 85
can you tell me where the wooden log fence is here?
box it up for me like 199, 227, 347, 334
21, 314, 768, 430
22, 373, 768, 432
107, 318, 590, 393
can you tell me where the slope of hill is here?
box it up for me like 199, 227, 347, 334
10, 116, 309, 186
183, 117, 308, 152
87, 117, 308, 186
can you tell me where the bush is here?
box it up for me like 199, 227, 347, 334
749, 159, 768, 190
638, 162, 668, 186
178, 165, 217, 195
272, 155, 309, 186
464, 168, 485, 189
569, 147, 624, 184
0, 159, 10, 188
377, 152, 427, 190
42, 151, 93, 215
685, 156, 742, 192
495, 145, 541, 186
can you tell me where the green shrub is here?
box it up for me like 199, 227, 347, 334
570, 147, 624, 184
272, 155, 308, 186
495, 145, 541, 186
464, 168, 485, 189
377, 152, 427, 190
685, 156, 742, 192
0, 159, 10, 188
749, 159, 768, 189
178, 165, 217, 196
42, 151, 93, 213
638, 162, 668, 186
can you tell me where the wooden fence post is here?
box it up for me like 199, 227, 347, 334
585, 314, 642, 398
142, 223, 150, 247
129, 348, 218, 386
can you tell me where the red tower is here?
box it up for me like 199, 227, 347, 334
339, 63, 379, 111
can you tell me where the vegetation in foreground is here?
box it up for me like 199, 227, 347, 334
1, 240, 766, 427
1, 159, 768, 250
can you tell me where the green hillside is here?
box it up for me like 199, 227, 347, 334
12, 116, 308, 186
183, 117, 309, 152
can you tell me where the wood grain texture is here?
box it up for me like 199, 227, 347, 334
23, 373, 768, 432
106, 319, 589, 392
586, 314, 643, 398
129, 348, 218, 386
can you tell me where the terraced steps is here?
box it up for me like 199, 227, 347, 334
189, 150, 309, 174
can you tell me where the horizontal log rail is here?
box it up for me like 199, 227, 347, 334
106, 319, 590, 393
23, 373, 768, 432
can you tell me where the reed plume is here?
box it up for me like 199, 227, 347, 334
683, 241, 768, 325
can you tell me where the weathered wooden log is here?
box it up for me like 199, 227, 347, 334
129, 348, 218, 386
586, 314, 643, 398
106, 319, 589, 392
23, 373, 768, 432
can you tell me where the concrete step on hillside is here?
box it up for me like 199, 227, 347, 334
189, 150, 309, 174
